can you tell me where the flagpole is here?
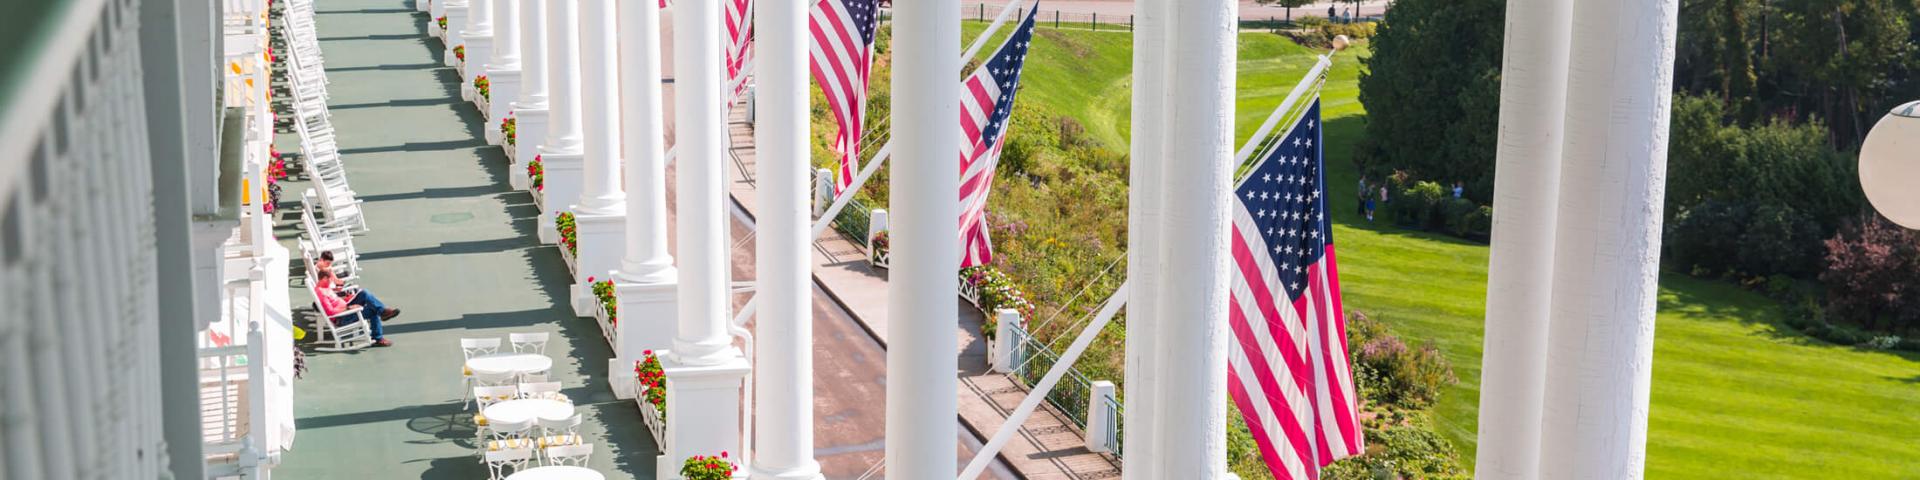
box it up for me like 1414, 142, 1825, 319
959, 0, 1028, 65
1233, 37, 1347, 164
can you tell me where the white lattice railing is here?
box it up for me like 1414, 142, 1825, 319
0, 0, 170, 478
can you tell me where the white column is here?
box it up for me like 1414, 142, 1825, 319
671, 0, 738, 368
537, 0, 588, 245
1122, 0, 1168, 475
484, 0, 522, 144
748, 0, 822, 475
571, 0, 629, 316
612, 0, 678, 360
1476, 0, 1572, 476
510, 0, 549, 187
1154, 0, 1236, 476
886, 0, 960, 477
1538, 0, 1677, 477
461, 0, 494, 99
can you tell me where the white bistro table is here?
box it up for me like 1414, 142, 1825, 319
506, 465, 605, 480
482, 398, 575, 425
467, 353, 553, 376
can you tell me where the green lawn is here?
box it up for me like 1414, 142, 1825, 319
979, 23, 1920, 477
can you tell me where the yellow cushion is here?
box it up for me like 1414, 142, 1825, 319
536, 435, 579, 448
473, 414, 488, 427
463, 366, 473, 376
487, 439, 531, 451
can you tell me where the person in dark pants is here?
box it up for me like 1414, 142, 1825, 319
316, 269, 391, 346
1328, 5, 1337, 21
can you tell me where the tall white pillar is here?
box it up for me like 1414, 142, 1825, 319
484, 0, 522, 144
509, 0, 549, 189
747, 0, 823, 476
536, 0, 587, 245
670, 0, 736, 366
1476, 0, 1572, 476
571, 0, 629, 316
664, 0, 751, 471
886, 0, 960, 477
612, 0, 678, 360
1154, 0, 1236, 476
461, 0, 494, 100
1537, 0, 1678, 477
1122, 0, 1169, 475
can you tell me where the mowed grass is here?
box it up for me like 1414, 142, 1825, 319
976, 23, 1920, 477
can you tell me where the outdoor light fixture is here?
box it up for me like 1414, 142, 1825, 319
1860, 100, 1920, 229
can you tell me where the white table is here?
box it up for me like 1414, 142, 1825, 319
467, 353, 553, 376
506, 465, 604, 480
483, 398, 575, 425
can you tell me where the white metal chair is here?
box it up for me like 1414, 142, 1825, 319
483, 447, 535, 480
536, 414, 584, 450
508, 332, 549, 354
542, 443, 593, 467
470, 384, 519, 447
485, 418, 536, 452
461, 338, 504, 408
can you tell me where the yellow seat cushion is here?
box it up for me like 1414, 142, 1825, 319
463, 366, 473, 376
536, 435, 580, 448
473, 414, 488, 427
486, 438, 532, 451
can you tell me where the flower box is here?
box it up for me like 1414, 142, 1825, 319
530, 183, 545, 211
868, 230, 890, 269
557, 211, 579, 279
589, 278, 618, 349
634, 352, 669, 448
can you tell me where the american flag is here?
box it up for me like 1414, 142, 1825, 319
1226, 100, 1363, 480
808, 0, 880, 193
957, 5, 1037, 268
725, 0, 753, 101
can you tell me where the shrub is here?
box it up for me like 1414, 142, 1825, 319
1461, 205, 1493, 240
1665, 200, 1751, 277
1347, 311, 1456, 409
1322, 424, 1469, 480
1438, 197, 1478, 238
1391, 181, 1445, 230
680, 452, 736, 480
1357, 0, 1505, 202
1821, 213, 1920, 332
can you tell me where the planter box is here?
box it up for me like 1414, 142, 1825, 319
592, 298, 617, 350
530, 186, 545, 212
503, 140, 518, 163
558, 242, 578, 279
638, 392, 668, 450
869, 249, 890, 269
958, 276, 985, 313
475, 94, 490, 121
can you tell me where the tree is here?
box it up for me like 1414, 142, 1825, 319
1821, 214, 1920, 332
1355, 0, 1505, 202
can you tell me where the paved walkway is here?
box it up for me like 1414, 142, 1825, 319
274, 1, 654, 478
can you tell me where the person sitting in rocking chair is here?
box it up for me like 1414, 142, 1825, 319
316, 268, 393, 347
315, 251, 402, 322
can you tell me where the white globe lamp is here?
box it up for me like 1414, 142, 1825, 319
1860, 101, 1920, 229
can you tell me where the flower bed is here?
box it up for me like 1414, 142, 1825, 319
435, 16, 447, 35
589, 276, 618, 346
474, 75, 490, 101
529, 156, 544, 191
681, 452, 737, 480
635, 351, 668, 446
962, 265, 1036, 341
556, 211, 578, 276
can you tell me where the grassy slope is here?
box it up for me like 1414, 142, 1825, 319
975, 24, 1920, 477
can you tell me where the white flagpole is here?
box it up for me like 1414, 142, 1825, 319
1233, 37, 1348, 164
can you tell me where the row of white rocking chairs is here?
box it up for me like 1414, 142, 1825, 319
281, 0, 379, 352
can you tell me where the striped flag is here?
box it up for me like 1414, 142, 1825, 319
725, 0, 753, 101
808, 0, 880, 193
957, 5, 1037, 268
1226, 100, 1363, 480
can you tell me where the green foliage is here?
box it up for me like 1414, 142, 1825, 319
1285, 21, 1379, 48
588, 277, 617, 326
634, 351, 666, 417
1349, 311, 1457, 410
679, 453, 736, 480
1355, 0, 1504, 202
1437, 197, 1479, 240
555, 211, 577, 257
1390, 181, 1445, 230
1322, 425, 1470, 480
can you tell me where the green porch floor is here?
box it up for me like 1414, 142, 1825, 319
272, 1, 657, 478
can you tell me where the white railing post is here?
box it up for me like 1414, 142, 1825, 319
811, 168, 834, 218
1087, 380, 1117, 453
991, 308, 1019, 374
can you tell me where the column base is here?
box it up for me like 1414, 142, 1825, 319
484, 69, 522, 145
571, 209, 629, 316
748, 465, 825, 480
509, 106, 548, 190
663, 353, 750, 477
614, 276, 678, 361
461, 36, 493, 100
443, 6, 469, 67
